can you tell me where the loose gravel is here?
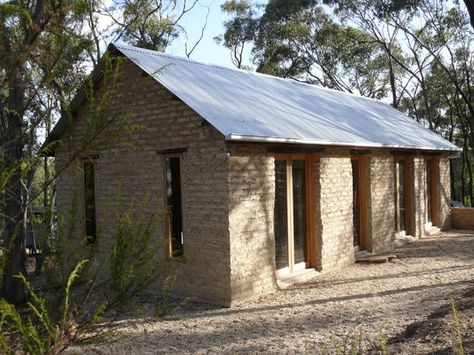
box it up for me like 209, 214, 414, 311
76, 230, 474, 354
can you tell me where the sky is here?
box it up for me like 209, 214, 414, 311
164, 0, 253, 68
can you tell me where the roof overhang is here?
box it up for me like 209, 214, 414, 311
226, 134, 462, 153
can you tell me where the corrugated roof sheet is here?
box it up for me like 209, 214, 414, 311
106, 44, 460, 151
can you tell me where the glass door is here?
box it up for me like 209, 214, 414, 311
426, 159, 433, 223
274, 160, 289, 270
274, 156, 309, 274
351, 159, 360, 246
395, 159, 407, 234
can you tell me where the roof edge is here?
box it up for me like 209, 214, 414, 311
226, 134, 462, 152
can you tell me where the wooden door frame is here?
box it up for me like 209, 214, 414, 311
274, 153, 315, 270
394, 156, 414, 236
351, 155, 367, 250
425, 157, 440, 226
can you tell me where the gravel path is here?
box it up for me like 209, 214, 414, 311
79, 230, 474, 354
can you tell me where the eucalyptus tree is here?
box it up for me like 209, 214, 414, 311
0, 0, 203, 305
0, 0, 95, 304
218, 0, 392, 99
463, 0, 474, 28
215, 0, 260, 68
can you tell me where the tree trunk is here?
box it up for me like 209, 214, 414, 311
466, 146, 474, 206
2, 69, 26, 304
387, 54, 397, 108
464, 0, 474, 29
461, 148, 466, 205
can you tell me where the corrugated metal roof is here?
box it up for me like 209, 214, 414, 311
79, 43, 464, 151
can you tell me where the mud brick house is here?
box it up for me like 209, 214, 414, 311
45, 43, 460, 306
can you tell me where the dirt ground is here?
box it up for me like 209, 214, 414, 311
76, 230, 474, 354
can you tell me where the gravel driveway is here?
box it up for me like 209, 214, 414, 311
80, 230, 474, 354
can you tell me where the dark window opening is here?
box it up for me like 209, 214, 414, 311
292, 159, 307, 264
165, 156, 183, 257
426, 160, 433, 223
352, 159, 360, 246
83, 161, 96, 244
274, 160, 288, 270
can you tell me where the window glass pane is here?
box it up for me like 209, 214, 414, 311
84, 162, 96, 243
166, 157, 183, 257
274, 160, 288, 269
351, 159, 360, 246
292, 160, 306, 264
398, 160, 406, 232
426, 160, 433, 223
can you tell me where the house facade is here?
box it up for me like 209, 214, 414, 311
48, 44, 459, 306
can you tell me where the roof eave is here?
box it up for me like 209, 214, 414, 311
225, 134, 462, 153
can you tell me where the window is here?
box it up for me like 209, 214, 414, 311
425, 158, 439, 225
164, 155, 183, 257
274, 154, 315, 274
351, 157, 367, 248
426, 159, 433, 223
394, 157, 413, 235
83, 161, 96, 243
396, 159, 406, 232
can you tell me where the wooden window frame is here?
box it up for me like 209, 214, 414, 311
81, 159, 97, 244
162, 153, 185, 258
394, 157, 414, 236
274, 153, 315, 269
351, 155, 367, 250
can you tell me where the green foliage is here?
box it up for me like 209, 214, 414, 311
119, 0, 180, 51
378, 328, 388, 355
0, 260, 89, 354
451, 298, 465, 355
153, 274, 186, 318
216, 0, 261, 68
0, 192, 178, 353
0, 0, 199, 306
331, 333, 363, 355
219, 0, 392, 97
108, 198, 163, 307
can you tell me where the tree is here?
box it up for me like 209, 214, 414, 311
463, 0, 474, 28
218, 0, 393, 98
0, 0, 203, 305
216, 0, 260, 69
0, 0, 93, 304
105, 0, 200, 51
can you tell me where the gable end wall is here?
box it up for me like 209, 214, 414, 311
54, 59, 232, 305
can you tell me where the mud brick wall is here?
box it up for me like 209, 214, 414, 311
55, 59, 232, 306
438, 157, 452, 229
227, 144, 277, 304
317, 151, 355, 270
414, 157, 427, 237
366, 154, 396, 253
